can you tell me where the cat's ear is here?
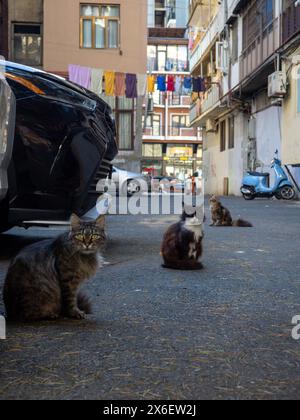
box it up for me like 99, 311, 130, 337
95, 214, 105, 229
70, 214, 81, 230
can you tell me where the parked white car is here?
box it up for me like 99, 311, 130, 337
97, 166, 149, 197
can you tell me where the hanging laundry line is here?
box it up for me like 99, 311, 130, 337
149, 73, 207, 95
68, 64, 207, 98
68, 64, 148, 99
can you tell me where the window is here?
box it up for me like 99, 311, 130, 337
143, 114, 162, 136
228, 116, 235, 149
142, 144, 163, 158
171, 115, 189, 136
147, 45, 189, 72
80, 4, 120, 49
262, 0, 273, 28
101, 95, 135, 150
116, 97, 134, 150
0, 0, 8, 58
220, 120, 226, 152
12, 24, 42, 66
157, 45, 167, 72
232, 21, 238, 64
169, 93, 181, 106
243, 0, 274, 50
147, 45, 157, 73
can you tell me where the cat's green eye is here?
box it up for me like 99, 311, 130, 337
75, 234, 84, 241
92, 234, 101, 240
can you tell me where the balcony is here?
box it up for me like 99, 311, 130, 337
188, 0, 201, 26
190, 83, 222, 126
169, 126, 198, 138
240, 18, 280, 81
143, 126, 165, 137
143, 125, 199, 140
190, 10, 222, 73
190, 100, 200, 124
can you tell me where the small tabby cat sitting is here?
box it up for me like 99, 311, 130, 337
161, 209, 204, 271
209, 196, 253, 227
3, 214, 106, 322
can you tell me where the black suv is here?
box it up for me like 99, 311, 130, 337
0, 61, 118, 232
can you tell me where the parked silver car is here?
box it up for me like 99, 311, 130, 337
97, 166, 149, 196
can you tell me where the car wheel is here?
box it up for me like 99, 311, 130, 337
126, 180, 141, 197
280, 186, 295, 200
243, 193, 255, 201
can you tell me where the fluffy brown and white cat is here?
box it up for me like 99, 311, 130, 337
3, 214, 106, 322
209, 196, 253, 227
161, 210, 204, 271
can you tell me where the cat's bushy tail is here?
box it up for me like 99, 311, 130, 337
233, 219, 253, 227
162, 260, 204, 271
77, 292, 92, 314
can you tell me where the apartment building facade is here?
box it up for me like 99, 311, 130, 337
0, 0, 8, 58
189, 0, 300, 196
143, 0, 202, 179
2, 0, 148, 173
0, 0, 43, 64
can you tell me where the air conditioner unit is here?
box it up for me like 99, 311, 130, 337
206, 119, 216, 133
268, 71, 287, 98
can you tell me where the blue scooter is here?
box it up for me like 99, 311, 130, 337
241, 151, 296, 201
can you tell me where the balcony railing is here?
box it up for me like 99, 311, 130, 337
143, 126, 164, 137
240, 18, 280, 81
169, 127, 198, 137
190, 11, 222, 72
201, 84, 221, 114
190, 100, 200, 124
143, 125, 198, 138
189, 83, 221, 124
283, 3, 300, 44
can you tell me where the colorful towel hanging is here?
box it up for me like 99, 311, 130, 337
192, 77, 205, 93
157, 75, 166, 92
167, 75, 175, 92
91, 68, 104, 95
175, 75, 182, 94
115, 72, 126, 97
126, 73, 138, 98
69, 64, 91, 89
183, 76, 192, 90
147, 75, 156, 94
104, 71, 115, 96
137, 74, 147, 97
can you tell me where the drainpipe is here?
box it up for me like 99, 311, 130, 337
165, 91, 168, 140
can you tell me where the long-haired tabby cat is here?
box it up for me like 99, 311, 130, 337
161, 208, 204, 271
209, 196, 253, 227
3, 214, 106, 322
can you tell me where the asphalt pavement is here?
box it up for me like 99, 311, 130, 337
0, 197, 300, 400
